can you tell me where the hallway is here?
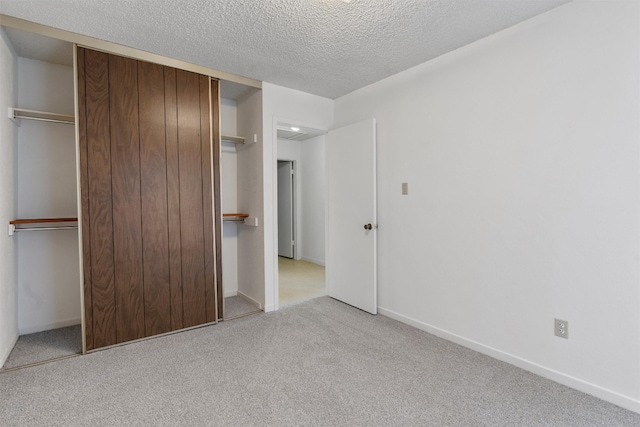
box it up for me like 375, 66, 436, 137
278, 257, 325, 307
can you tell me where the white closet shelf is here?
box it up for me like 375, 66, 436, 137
221, 135, 245, 145
8, 107, 75, 125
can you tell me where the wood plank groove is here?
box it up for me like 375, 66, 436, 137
164, 67, 184, 331
177, 69, 206, 328
109, 54, 145, 343
139, 61, 171, 336
84, 48, 116, 349
201, 75, 216, 323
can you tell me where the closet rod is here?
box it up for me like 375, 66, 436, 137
222, 213, 249, 223
221, 135, 245, 145
8, 225, 78, 236
8, 108, 75, 125
13, 226, 78, 232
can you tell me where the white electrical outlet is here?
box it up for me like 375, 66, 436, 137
554, 318, 568, 339
401, 182, 408, 195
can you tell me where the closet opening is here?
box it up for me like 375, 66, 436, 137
1, 27, 82, 370
275, 122, 327, 308
219, 83, 263, 320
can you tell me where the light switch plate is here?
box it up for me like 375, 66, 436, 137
402, 182, 408, 195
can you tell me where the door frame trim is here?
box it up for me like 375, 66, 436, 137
72, 45, 86, 354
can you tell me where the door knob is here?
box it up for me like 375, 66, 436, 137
364, 223, 372, 230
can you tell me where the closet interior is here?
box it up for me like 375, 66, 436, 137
220, 90, 262, 320
2, 29, 81, 369
1, 25, 263, 370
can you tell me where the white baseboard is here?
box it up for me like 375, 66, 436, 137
377, 306, 640, 414
0, 332, 19, 367
300, 256, 325, 267
237, 291, 263, 310
19, 318, 81, 336
264, 304, 276, 313
224, 290, 238, 298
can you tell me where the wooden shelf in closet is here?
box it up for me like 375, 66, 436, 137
9, 217, 78, 225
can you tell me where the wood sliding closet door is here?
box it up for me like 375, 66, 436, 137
77, 47, 221, 351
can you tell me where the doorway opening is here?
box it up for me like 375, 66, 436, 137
276, 122, 327, 307
277, 160, 295, 259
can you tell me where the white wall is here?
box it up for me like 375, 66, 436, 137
334, 0, 640, 412
300, 134, 325, 265
277, 139, 300, 162
0, 29, 18, 366
220, 97, 239, 298
262, 82, 333, 311
16, 57, 79, 334
236, 89, 265, 308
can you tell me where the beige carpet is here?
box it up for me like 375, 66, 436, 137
224, 296, 260, 320
1, 297, 638, 426
2, 325, 81, 370
279, 257, 326, 306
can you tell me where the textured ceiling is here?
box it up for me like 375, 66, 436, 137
1, 27, 255, 100
0, 0, 570, 99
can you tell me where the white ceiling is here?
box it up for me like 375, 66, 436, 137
0, 0, 571, 100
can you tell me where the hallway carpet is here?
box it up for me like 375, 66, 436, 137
278, 257, 325, 306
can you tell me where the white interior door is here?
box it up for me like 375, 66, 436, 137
278, 161, 294, 258
326, 118, 377, 314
